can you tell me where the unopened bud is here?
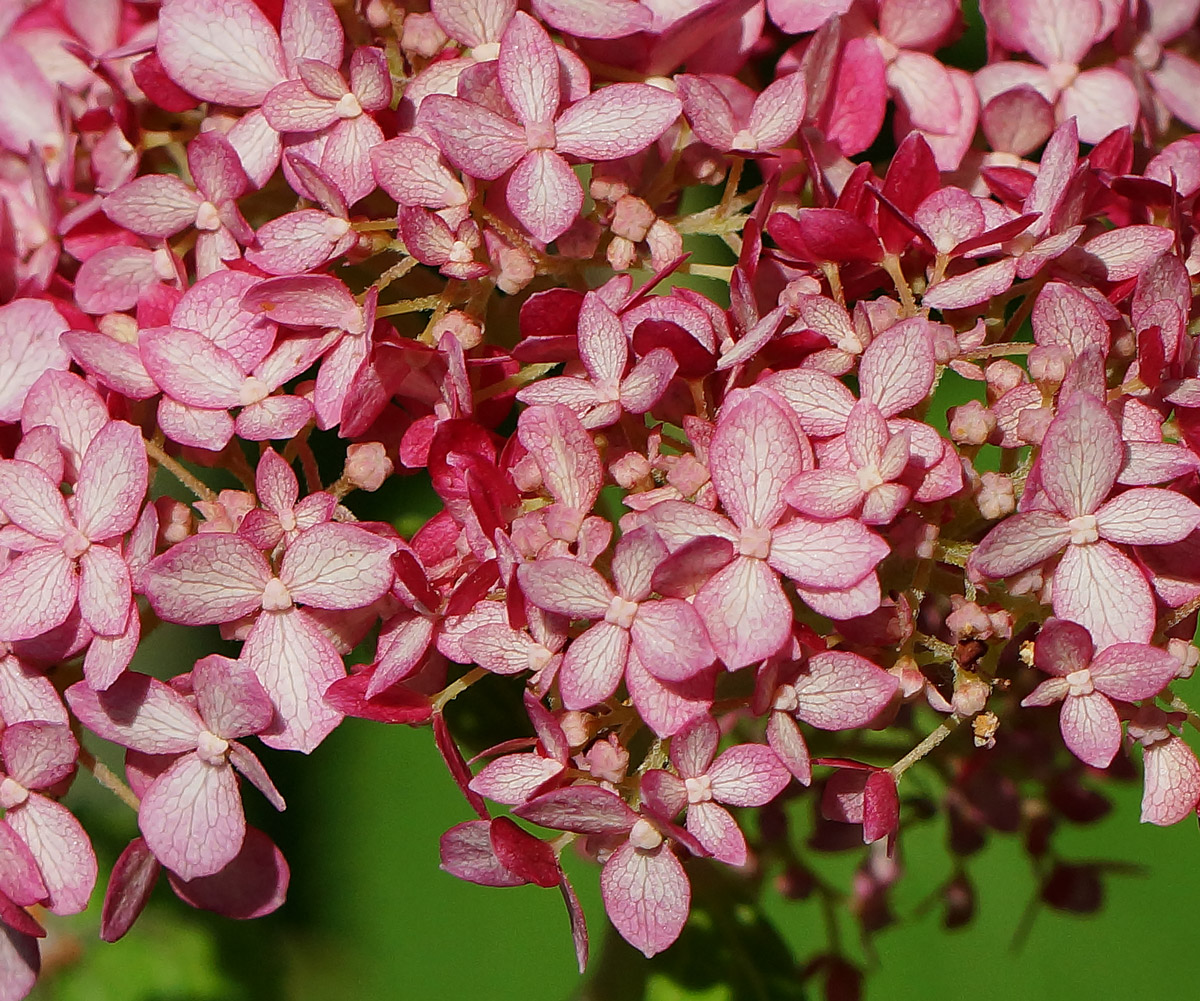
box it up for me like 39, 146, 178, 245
952, 670, 989, 716
1029, 343, 1070, 384
429, 311, 482, 351
948, 400, 995, 445
344, 442, 393, 492
985, 359, 1025, 399
400, 12, 448, 57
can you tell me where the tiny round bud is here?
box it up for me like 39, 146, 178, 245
952, 670, 989, 716
400, 11, 448, 56
429, 311, 483, 351
344, 442, 393, 492
948, 400, 995, 445
1029, 343, 1070, 384
985, 359, 1025, 398
977, 472, 1015, 519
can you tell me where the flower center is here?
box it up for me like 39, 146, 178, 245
1047, 61, 1079, 91
730, 128, 758, 152
262, 577, 293, 611
525, 120, 557, 151
1067, 514, 1099, 546
629, 817, 663, 850
194, 200, 222, 231
856, 464, 885, 492
60, 527, 91, 559
1065, 668, 1094, 697
738, 526, 772, 560
605, 594, 639, 629
196, 730, 230, 765
239, 376, 270, 407
685, 774, 713, 804
335, 92, 363, 119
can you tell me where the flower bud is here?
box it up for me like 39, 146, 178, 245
344, 443, 393, 492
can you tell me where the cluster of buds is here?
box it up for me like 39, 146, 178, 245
4, 0, 1200, 994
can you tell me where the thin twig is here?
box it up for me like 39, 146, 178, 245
144, 437, 216, 503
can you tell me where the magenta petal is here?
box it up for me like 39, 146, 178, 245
769, 517, 887, 589
1052, 542, 1154, 649
278, 523, 395, 611
708, 744, 790, 807
65, 673, 202, 754
558, 622, 629, 711
77, 545, 131, 637
601, 841, 689, 958
506, 149, 583, 244
969, 511, 1069, 578
143, 534, 270, 626
1096, 488, 1200, 545
793, 651, 898, 730
631, 599, 714, 682
157, 0, 286, 105
1090, 643, 1179, 702
5, 795, 96, 915
440, 820, 527, 887
1059, 691, 1121, 769
167, 826, 289, 918
420, 94, 526, 180
695, 556, 791, 670
625, 651, 714, 739
193, 655, 274, 739
555, 84, 682, 160
469, 753, 565, 806
518, 559, 612, 619
99, 838, 159, 943
0, 820, 47, 907
499, 12, 560, 127
0, 547, 78, 642
139, 754, 244, 880
102, 175, 199, 239
75, 421, 147, 541
767, 711, 811, 785
515, 786, 638, 835
686, 801, 745, 866
1141, 737, 1200, 826
244, 609, 345, 753
710, 392, 803, 530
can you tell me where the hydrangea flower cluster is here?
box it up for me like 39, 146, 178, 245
4, 0, 1200, 994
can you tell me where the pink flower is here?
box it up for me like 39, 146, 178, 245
676, 72, 807, 154
468, 691, 571, 805
156, 0, 345, 186
646, 715, 790, 865
976, 0, 1138, 144
262, 47, 392, 203
1126, 706, 1200, 825
518, 527, 715, 709
421, 12, 680, 241
0, 722, 95, 915
142, 523, 396, 751
970, 392, 1200, 648
516, 291, 678, 429
1023, 619, 1179, 768
102, 131, 253, 277
515, 785, 700, 958
0, 420, 146, 645
643, 391, 889, 667
66, 661, 285, 880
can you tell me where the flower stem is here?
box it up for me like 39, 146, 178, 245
889, 714, 965, 782
144, 437, 216, 503
433, 667, 487, 713
78, 746, 140, 812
